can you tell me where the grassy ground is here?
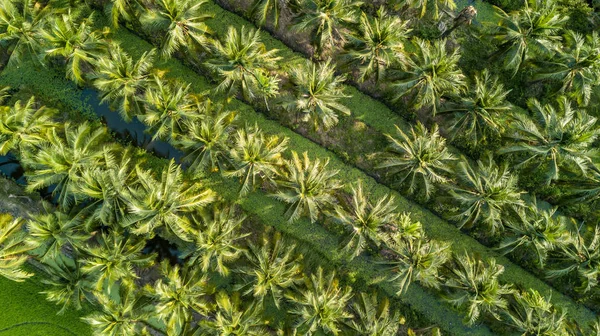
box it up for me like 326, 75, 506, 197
0, 265, 91, 336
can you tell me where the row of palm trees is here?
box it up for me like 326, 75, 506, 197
204, 0, 600, 300
0, 92, 590, 335
0, 94, 436, 335
1, 0, 598, 328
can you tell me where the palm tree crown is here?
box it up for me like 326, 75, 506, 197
141, 0, 212, 59
392, 38, 465, 115
287, 59, 350, 130
0, 97, 57, 155
273, 151, 342, 223
342, 7, 411, 83
206, 26, 281, 100
378, 123, 455, 200
499, 96, 600, 185
0, 215, 33, 282
490, 0, 567, 73
92, 43, 155, 121
449, 155, 523, 235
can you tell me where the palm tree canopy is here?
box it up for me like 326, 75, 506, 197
378, 123, 455, 200
287, 267, 353, 336
342, 7, 411, 83
145, 261, 210, 335
445, 252, 515, 325
449, 154, 523, 235
0, 0, 53, 66
333, 181, 398, 259
237, 231, 303, 308
287, 59, 350, 130
273, 151, 342, 223
141, 0, 212, 58
225, 124, 288, 196
197, 291, 266, 335
92, 43, 155, 121
490, 0, 568, 73
499, 96, 600, 185
206, 26, 281, 100
40, 13, 105, 84
22, 122, 110, 210
184, 205, 249, 276
392, 38, 465, 115
0, 96, 58, 155
440, 70, 512, 148
507, 289, 569, 335
125, 160, 216, 241
291, 0, 362, 55
348, 292, 402, 336
0, 214, 33, 282
535, 31, 600, 106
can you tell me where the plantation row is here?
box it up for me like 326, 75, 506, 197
203, 0, 600, 307
0, 0, 599, 332
95, 0, 600, 313
0, 76, 593, 335
0, 91, 447, 335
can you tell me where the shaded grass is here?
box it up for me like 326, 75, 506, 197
0, 264, 92, 336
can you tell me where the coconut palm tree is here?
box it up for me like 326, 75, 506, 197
22, 122, 110, 210
347, 293, 402, 336
185, 205, 249, 276
40, 254, 96, 314
206, 26, 281, 101
490, 0, 567, 74
507, 289, 569, 335
0, 0, 52, 67
92, 43, 155, 121
500, 97, 599, 185
249, 0, 290, 28
547, 225, 600, 293
445, 253, 515, 325
25, 209, 88, 262
439, 70, 512, 148
273, 151, 342, 223
175, 99, 237, 174
80, 230, 155, 292
196, 291, 266, 335
125, 160, 216, 241
237, 231, 303, 308
286, 60, 350, 130
0, 215, 33, 281
382, 234, 451, 294
341, 7, 411, 83
138, 76, 196, 141
291, 0, 362, 56
0, 96, 57, 155
77, 147, 137, 227
566, 168, 600, 204
332, 181, 397, 259
391, 38, 465, 115
106, 0, 139, 27
141, 0, 212, 59
393, 212, 424, 241
498, 201, 572, 268
377, 123, 455, 201
40, 13, 105, 84
448, 155, 523, 235
225, 125, 288, 196
145, 261, 210, 335
0, 86, 9, 104
83, 284, 150, 335
287, 267, 353, 335
535, 31, 600, 106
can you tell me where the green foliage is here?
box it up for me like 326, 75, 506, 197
141, 0, 212, 59
378, 123, 455, 201
391, 38, 465, 115
286, 59, 350, 130
0, 214, 33, 282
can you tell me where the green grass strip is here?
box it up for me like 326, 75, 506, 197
0, 263, 92, 336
